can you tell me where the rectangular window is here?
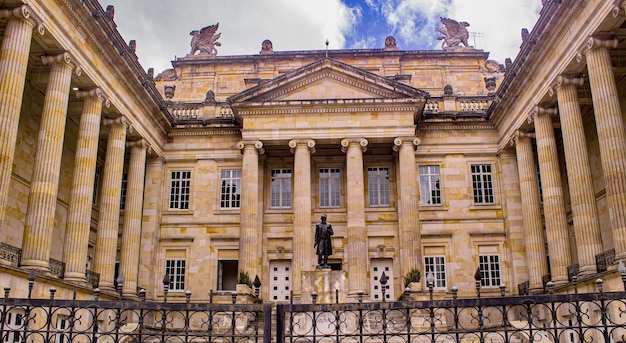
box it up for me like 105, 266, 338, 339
4, 310, 24, 343
92, 165, 101, 206
479, 254, 501, 287
419, 165, 441, 205
424, 256, 447, 289
120, 172, 128, 210
220, 169, 241, 209
218, 260, 238, 291
368, 167, 390, 207
55, 316, 69, 343
319, 168, 340, 208
471, 164, 494, 204
165, 255, 186, 291
270, 169, 292, 208
169, 171, 191, 210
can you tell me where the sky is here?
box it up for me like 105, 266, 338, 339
97, 0, 543, 74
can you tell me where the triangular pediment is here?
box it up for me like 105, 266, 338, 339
229, 58, 429, 104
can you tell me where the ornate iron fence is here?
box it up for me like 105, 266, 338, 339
0, 276, 625, 343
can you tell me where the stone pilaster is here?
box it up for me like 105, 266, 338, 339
237, 140, 264, 278
289, 139, 315, 298
498, 148, 527, 291
63, 89, 108, 282
554, 75, 603, 275
138, 156, 164, 299
513, 132, 549, 292
120, 140, 149, 297
0, 6, 41, 231
341, 137, 368, 295
93, 117, 129, 291
393, 137, 421, 278
584, 37, 626, 262
21, 53, 75, 271
531, 106, 571, 284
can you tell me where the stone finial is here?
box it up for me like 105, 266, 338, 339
444, 84, 453, 95
147, 68, 154, 79
384, 36, 398, 51
260, 39, 273, 54
204, 90, 216, 104
484, 77, 496, 92
128, 40, 136, 53
521, 28, 530, 42
105, 5, 114, 20
164, 85, 175, 100
505, 58, 513, 71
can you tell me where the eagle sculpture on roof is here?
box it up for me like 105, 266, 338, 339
190, 23, 222, 56
436, 17, 471, 49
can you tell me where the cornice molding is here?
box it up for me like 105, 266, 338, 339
167, 129, 240, 137
238, 106, 418, 116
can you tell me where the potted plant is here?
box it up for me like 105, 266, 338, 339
236, 271, 254, 295
404, 268, 422, 292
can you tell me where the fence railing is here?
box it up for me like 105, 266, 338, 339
1, 275, 625, 343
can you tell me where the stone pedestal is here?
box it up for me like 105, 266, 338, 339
301, 269, 348, 304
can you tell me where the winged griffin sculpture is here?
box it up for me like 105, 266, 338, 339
190, 23, 222, 56
436, 17, 471, 49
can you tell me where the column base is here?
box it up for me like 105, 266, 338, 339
578, 264, 597, 277
64, 271, 86, 283
19, 259, 50, 272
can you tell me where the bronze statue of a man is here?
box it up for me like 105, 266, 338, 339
314, 214, 333, 269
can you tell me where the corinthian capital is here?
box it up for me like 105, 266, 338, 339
288, 139, 316, 154
392, 137, 420, 152
340, 137, 368, 153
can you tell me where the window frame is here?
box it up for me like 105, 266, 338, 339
319, 167, 341, 208
169, 170, 191, 210
367, 166, 390, 207
471, 164, 495, 205
165, 258, 186, 292
419, 165, 442, 206
220, 169, 242, 209
479, 254, 502, 287
270, 168, 292, 209
424, 255, 447, 289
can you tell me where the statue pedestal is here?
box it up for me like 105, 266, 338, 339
301, 269, 348, 304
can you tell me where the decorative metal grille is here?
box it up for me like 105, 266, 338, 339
0, 243, 21, 267
596, 249, 616, 273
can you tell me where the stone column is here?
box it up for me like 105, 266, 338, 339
138, 156, 164, 299
393, 137, 421, 278
237, 140, 264, 278
289, 139, 315, 297
120, 140, 149, 297
553, 75, 603, 275
63, 89, 108, 282
531, 106, 571, 284
93, 117, 129, 291
21, 53, 75, 271
341, 137, 368, 295
0, 6, 41, 230
584, 37, 626, 262
514, 132, 549, 292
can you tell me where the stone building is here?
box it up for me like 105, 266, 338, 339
0, 0, 625, 303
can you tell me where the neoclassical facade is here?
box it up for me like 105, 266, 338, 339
1, 0, 626, 303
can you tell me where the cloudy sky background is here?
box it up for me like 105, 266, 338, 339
97, 0, 543, 74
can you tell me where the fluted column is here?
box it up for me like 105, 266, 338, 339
63, 89, 108, 282
554, 75, 603, 275
514, 132, 549, 292
531, 106, 571, 284
0, 6, 42, 230
21, 53, 75, 271
584, 37, 626, 261
237, 140, 264, 278
120, 140, 149, 297
393, 137, 421, 278
341, 137, 368, 295
289, 139, 315, 297
93, 117, 129, 291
